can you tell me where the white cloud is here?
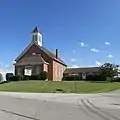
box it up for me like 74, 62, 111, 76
72, 50, 76, 53
95, 61, 101, 66
91, 48, 99, 52
71, 58, 76, 62
71, 65, 79, 68
79, 42, 87, 47
80, 42, 85, 47
105, 42, 110, 45
108, 54, 113, 58
87, 65, 94, 67
5, 65, 11, 68
106, 61, 110, 63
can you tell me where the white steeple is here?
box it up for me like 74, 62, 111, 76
31, 26, 42, 46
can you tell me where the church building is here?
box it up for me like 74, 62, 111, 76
14, 27, 67, 81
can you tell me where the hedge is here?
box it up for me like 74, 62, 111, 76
6, 73, 14, 81
62, 75, 81, 81
62, 74, 106, 81
39, 71, 48, 80
6, 71, 48, 81
26, 71, 48, 80
86, 74, 106, 81
113, 78, 120, 82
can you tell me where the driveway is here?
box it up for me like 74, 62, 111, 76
0, 91, 119, 120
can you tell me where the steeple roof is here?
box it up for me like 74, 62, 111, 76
32, 26, 42, 34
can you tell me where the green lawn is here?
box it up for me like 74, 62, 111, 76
0, 81, 120, 93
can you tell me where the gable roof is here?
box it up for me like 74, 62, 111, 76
15, 54, 48, 66
64, 67, 100, 74
15, 43, 67, 66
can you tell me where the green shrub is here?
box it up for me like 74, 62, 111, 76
9, 75, 24, 81
62, 75, 81, 81
113, 77, 120, 82
0, 73, 3, 81
15, 75, 24, 81
9, 76, 15, 81
6, 73, 14, 81
39, 71, 48, 80
24, 72, 48, 80
30, 75, 40, 80
86, 74, 106, 81
24, 75, 30, 80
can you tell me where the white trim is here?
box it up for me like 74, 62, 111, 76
15, 43, 34, 61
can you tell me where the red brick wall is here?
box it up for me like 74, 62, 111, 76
15, 66, 24, 75
15, 64, 43, 75
16, 44, 53, 80
53, 60, 66, 81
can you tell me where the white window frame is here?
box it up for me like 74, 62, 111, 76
24, 66, 32, 76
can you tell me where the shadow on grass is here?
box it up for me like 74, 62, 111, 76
86, 80, 108, 83
55, 88, 65, 93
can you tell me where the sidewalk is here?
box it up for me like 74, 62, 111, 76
0, 92, 100, 104
0, 92, 119, 109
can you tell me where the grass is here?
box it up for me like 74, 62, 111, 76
0, 80, 120, 93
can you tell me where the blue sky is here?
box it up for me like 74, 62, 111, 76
0, 0, 120, 73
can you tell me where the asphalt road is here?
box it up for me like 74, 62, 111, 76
0, 92, 119, 120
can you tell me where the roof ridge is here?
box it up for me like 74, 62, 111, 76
15, 43, 66, 66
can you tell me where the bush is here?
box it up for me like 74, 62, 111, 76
24, 75, 30, 80
8, 75, 24, 81
29, 75, 40, 80
0, 73, 3, 81
15, 75, 24, 81
39, 71, 48, 80
113, 77, 120, 82
86, 74, 106, 81
24, 71, 48, 80
6, 73, 14, 81
62, 75, 81, 81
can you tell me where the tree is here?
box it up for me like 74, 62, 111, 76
0, 73, 3, 81
100, 63, 119, 81
6, 73, 14, 81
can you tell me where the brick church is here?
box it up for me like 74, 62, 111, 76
14, 26, 101, 81
14, 27, 67, 81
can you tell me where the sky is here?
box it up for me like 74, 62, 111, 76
0, 0, 120, 75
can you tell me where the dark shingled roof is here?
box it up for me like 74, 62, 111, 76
40, 46, 66, 65
15, 54, 47, 66
64, 67, 100, 74
15, 43, 67, 66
